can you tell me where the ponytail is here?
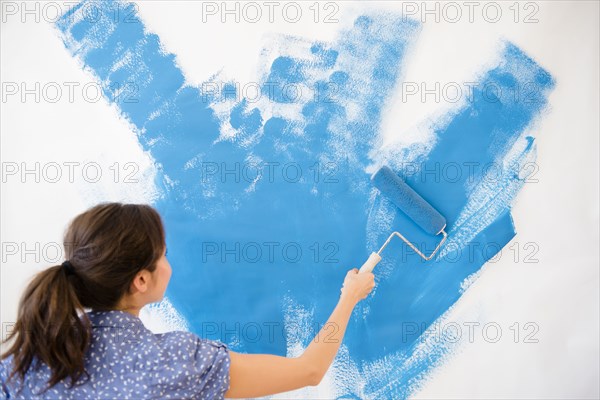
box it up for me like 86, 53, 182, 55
2, 262, 91, 394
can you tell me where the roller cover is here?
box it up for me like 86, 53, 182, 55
371, 166, 446, 235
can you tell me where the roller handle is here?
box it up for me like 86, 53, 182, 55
358, 252, 382, 273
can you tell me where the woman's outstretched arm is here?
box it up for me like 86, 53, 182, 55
224, 268, 375, 398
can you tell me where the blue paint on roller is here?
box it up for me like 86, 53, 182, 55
371, 165, 446, 235
55, 1, 555, 397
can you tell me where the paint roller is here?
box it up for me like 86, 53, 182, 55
359, 165, 448, 273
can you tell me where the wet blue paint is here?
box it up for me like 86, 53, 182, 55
56, 1, 554, 397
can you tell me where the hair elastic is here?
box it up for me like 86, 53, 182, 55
61, 260, 75, 275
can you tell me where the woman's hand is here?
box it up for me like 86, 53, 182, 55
340, 268, 376, 305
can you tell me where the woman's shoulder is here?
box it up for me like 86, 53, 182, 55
152, 333, 231, 398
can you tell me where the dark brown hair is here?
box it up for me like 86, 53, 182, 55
1, 202, 166, 394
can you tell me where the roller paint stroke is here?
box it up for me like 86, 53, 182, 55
55, 1, 555, 398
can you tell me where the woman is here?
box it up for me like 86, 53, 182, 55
1, 202, 375, 399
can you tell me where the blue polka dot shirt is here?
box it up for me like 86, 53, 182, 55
0, 310, 231, 399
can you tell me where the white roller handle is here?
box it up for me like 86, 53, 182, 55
359, 252, 381, 273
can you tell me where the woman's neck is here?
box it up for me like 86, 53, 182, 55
114, 298, 142, 317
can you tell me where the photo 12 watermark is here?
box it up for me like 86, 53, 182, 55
199, 1, 340, 24
401, 80, 546, 104
400, 1, 540, 24
391, 160, 540, 185
1, 81, 139, 104
200, 241, 340, 264
1, 161, 141, 184
199, 160, 340, 185
201, 80, 340, 104
401, 320, 540, 344
1, 1, 141, 24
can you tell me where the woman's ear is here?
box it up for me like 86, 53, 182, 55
131, 269, 151, 294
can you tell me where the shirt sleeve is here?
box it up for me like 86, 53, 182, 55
192, 337, 231, 399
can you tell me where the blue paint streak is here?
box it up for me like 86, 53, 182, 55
56, 2, 554, 398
